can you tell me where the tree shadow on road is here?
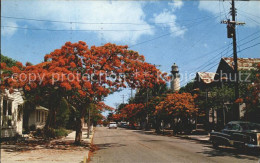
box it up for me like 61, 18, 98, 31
198, 144, 260, 160
94, 143, 126, 150
1, 139, 89, 153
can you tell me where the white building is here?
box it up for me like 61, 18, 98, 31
1, 89, 49, 138
28, 106, 48, 129
170, 63, 180, 91
0, 89, 24, 138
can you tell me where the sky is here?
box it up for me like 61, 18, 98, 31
1, 0, 260, 115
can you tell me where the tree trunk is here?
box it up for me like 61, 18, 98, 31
45, 94, 60, 130
45, 108, 56, 129
74, 105, 87, 145
155, 117, 161, 134
171, 118, 176, 135
75, 115, 84, 145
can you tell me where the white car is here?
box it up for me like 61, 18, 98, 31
109, 122, 117, 129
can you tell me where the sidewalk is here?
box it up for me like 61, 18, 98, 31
1, 127, 94, 163
176, 134, 210, 143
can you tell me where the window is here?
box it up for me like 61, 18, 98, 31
231, 124, 241, 131
224, 124, 232, 130
2, 99, 13, 127
37, 110, 40, 122
3, 99, 7, 115
42, 112, 45, 123
8, 100, 12, 115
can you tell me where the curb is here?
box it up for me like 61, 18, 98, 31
175, 135, 210, 144
83, 128, 95, 163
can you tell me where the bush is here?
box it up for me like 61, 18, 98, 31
54, 128, 70, 138
34, 128, 43, 137
43, 128, 56, 138
42, 128, 70, 139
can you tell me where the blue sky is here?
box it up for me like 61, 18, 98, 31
2, 0, 260, 113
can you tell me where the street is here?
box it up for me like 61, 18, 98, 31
90, 127, 259, 163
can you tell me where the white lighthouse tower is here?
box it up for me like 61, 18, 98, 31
170, 63, 180, 91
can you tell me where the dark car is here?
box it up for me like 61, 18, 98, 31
210, 121, 260, 149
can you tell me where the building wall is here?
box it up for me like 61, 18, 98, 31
28, 108, 48, 129
0, 90, 24, 138
171, 77, 180, 91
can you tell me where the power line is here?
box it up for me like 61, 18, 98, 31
176, 18, 221, 60
0, 14, 222, 26
189, 30, 260, 74
1, 25, 148, 32
238, 35, 260, 47
237, 12, 260, 26
239, 9, 260, 19
1, 14, 219, 33
129, 14, 223, 48
237, 42, 260, 53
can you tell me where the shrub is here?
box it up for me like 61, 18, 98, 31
43, 128, 56, 138
54, 128, 70, 138
42, 128, 70, 139
34, 128, 43, 137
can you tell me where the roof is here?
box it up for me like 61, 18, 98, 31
1, 89, 24, 104
222, 57, 260, 70
197, 72, 216, 84
36, 106, 49, 111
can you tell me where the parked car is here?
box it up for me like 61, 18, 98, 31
109, 122, 117, 129
118, 122, 128, 128
210, 121, 260, 149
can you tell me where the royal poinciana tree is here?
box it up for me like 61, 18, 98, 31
240, 63, 260, 123
120, 103, 145, 125
1, 41, 167, 144
155, 92, 198, 134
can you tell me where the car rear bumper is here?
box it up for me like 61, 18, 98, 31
245, 143, 260, 148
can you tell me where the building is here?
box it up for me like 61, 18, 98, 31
1, 89, 49, 138
170, 63, 180, 91
27, 106, 48, 129
215, 57, 260, 83
194, 72, 216, 91
0, 89, 24, 138
193, 57, 260, 129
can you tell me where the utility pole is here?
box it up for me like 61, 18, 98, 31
87, 105, 90, 138
121, 95, 125, 104
221, 0, 245, 121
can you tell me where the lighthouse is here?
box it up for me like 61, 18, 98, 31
170, 63, 180, 91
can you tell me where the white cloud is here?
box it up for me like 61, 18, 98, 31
154, 10, 186, 37
169, 0, 183, 11
2, 20, 17, 36
153, 1, 186, 37
198, 1, 260, 28
2, 1, 154, 43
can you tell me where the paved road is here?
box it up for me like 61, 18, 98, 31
90, 127, 260, 163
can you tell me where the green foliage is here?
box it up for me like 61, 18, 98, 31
33, 127, 70, 139
240, 68, 260, 123
179, 81, 194, 93
208, 85, 234, 109
130, 83, 167, 104
56, 98, 70, 128
1, 54, 17, 67
54, 128, 70, 138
